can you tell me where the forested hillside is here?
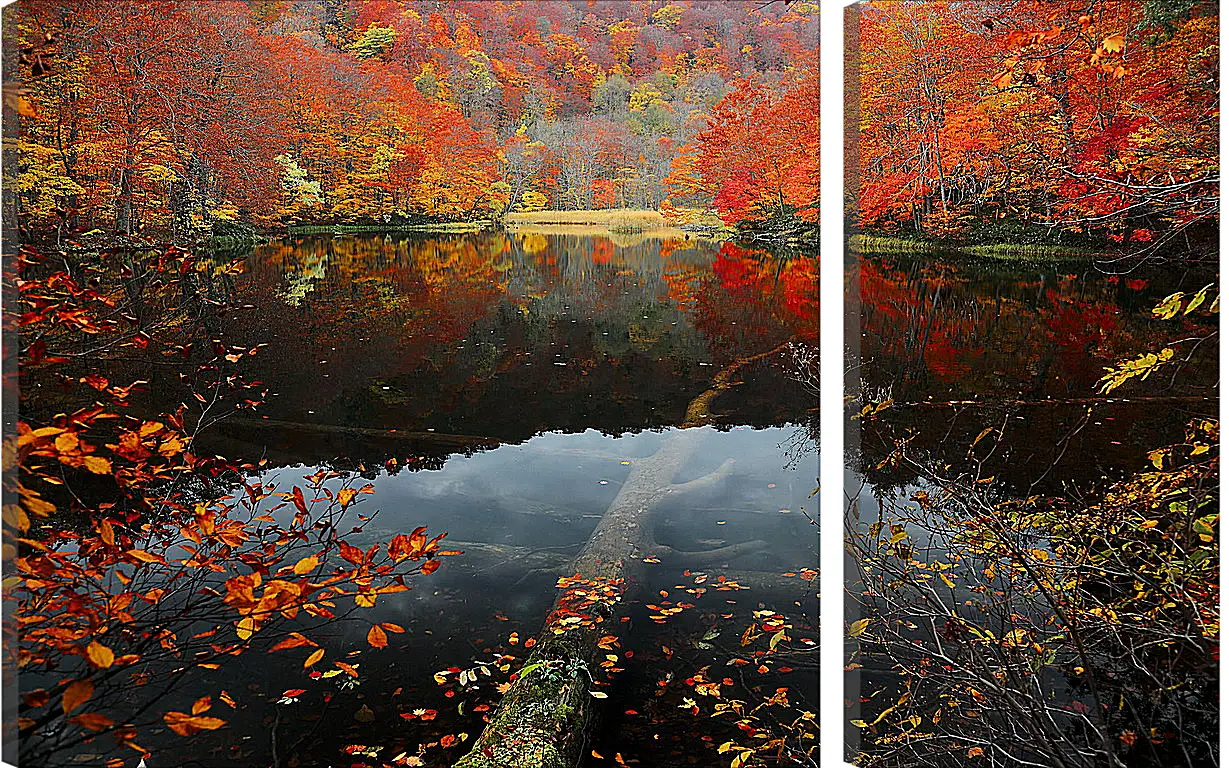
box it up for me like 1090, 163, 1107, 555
5, 0, 819, 240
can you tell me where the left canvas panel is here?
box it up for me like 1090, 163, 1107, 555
1, 2, 819, 767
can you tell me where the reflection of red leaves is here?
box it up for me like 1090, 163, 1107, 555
439, 734, 457, 748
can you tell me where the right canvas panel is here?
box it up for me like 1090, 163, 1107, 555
844, 2, 1220, 767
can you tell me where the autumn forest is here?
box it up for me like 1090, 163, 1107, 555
7, 0, 819, 241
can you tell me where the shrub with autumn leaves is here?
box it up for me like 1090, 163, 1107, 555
4, 244, 453, 765
846, 291, 1219, 767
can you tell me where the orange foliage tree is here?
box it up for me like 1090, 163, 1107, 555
854, 0, 1218, 247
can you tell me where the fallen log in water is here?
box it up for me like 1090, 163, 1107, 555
454, 343, 792, 767
437, 542, 815, 603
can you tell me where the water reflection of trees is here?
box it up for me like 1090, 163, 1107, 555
195, 233, 816, 467
851, 255, 1217, 495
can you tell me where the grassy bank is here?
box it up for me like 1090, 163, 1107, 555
849, 233, 1098, 260
502, 209, 667, 233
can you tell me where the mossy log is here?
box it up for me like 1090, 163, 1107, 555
455, 346, 792, 767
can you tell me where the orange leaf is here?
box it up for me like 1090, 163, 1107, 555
85, 641, 114, 669
379, 622, 405, 633
291, 486, 308, 515
335, 661, 359, 678
270, 632, 316, 651
338, 541, 365, 565
367, 625, 388, 649
126, 549, 166, 564
304, 648, 325, 668
163, 711, 226, 736
337, 487, 357, 509
420, 559, 441, 575
191, 696, 211, 715
69, 712, 114, 731
62, 680, 93, 714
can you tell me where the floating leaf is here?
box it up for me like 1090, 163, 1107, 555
62, 680, 93, 714
85, 641, 114, 669
367, 625, 388, 649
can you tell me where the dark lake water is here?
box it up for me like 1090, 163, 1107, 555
22, 230, 819, 767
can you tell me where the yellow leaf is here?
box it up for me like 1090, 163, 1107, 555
1003, 628, 1029, 647
304, 648, 325, 668
292, 555, 319, 575
2, 504, 29, 533
81, 456, 112, 475
85, 641, 114, 669
1101, 33, 1124, 53
236, 615, 258, 641
849, 618, 871, 638
337, 487, 357, 509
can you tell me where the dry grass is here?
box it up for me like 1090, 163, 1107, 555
502, 209, 667, 231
